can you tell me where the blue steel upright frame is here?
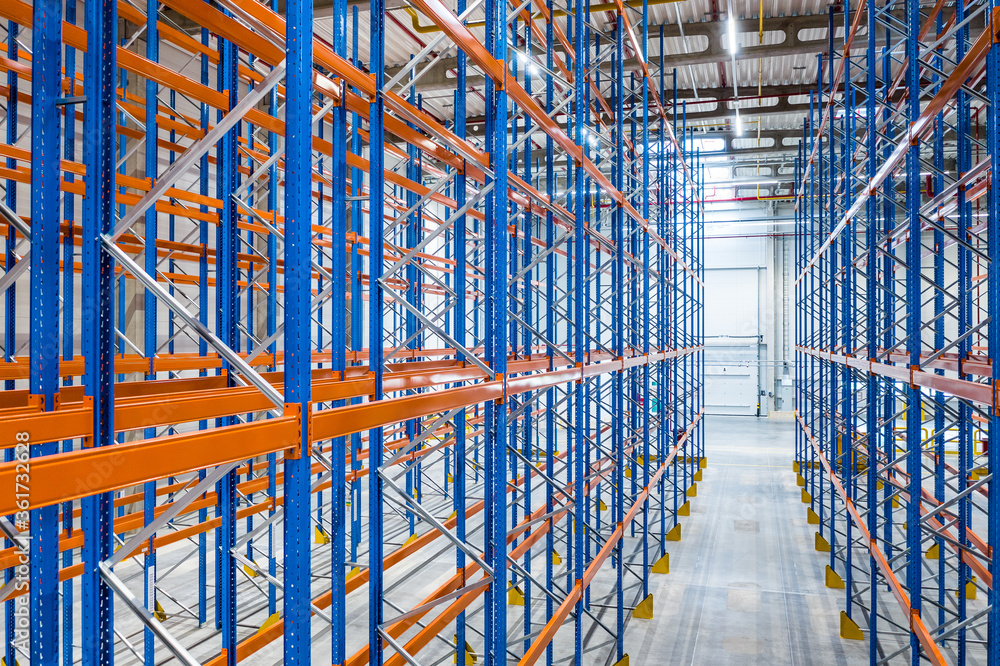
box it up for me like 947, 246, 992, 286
283, 0, 313, 660
795, 2, 1000, 663
29, 0, 61, 662
0, 1, 706, 664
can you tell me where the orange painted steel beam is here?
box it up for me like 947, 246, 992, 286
797, 412, 946, 665
854, 442, 993, 588
518, 411, 703, 665
306, 427, 633, 666
850, 436, 993, 587
0, 346, 498, 385
0, 351, 557, 435
0, 411, 485, 572
0, 418, 299, 514
508, 0, 628, 164
0, 347, 676, 401
357, 451, 594, 666
798, 346, 996, 406
0, 349, 702, 470
1, 401, 93, 447
254, 0, 697, 279
0, 106, 596, 281
378, 490, 575, 666
793, 0, 866, 204
207, 442, 573, 665
370, 432, 651, 665
149, 416, 646, 665
374, 427, 649, 666
796, 7, 1000, 283
311, 349, 700, 442
0, 4, 637, 270
3, 8, 546, 236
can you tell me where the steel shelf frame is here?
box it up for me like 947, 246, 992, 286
795, 1, 1000, 664
0, 0, 704, 662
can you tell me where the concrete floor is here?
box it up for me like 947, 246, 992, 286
623, 415, 869, 665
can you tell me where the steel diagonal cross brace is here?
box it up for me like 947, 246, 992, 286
377, 469, 495, 577
98, 561, 201, 666
234, 95, 340, 200
109, 59, 287, 242
230, 549, 335, 623
796, 8, 1000, 285
380, 281, 493, 376
385, 236, 460, 301
95, 465, 259, 663
508, 309, 573, 364
235, 143, 357, 365
385, 171, 459, 237
232, 195, 334, 282
0, 198, 30, 239
5, 59, 292, 412
383, 180, 493, 280
103, 239, 286, 411
0, 198, 31, 296
382, 0, 486, 91
385, 299, 460, 361
244, 279, 337, 365
797, 411, 947, 665
382, 407, 464, 468
226, 450, 343, 572
384, 93, 491, 175
107, 463, 237, 568
381, 577, 492, 629
0, 517, 30, 604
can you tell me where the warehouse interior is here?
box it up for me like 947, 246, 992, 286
0, 0, 995, 663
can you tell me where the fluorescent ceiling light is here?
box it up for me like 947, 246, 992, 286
728, 15, 738, 52
708, 178, 779, 186
711, 220, 797, 229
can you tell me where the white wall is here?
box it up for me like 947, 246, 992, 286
702, 201, 796, 415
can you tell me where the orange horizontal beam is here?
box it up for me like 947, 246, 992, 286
519, 410, 703, 665
0, 347, 701, 460
0, 418, 299, 514
797, 412, 946, 666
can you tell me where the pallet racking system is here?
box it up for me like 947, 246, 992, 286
0, 0, 704, 662
795, 1, 1000, 663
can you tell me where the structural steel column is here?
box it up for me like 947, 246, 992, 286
483, 0, 509, 655
29, 0, 62, 660
988, 2, 1000, 662
572, 0, 586, 659
368, 0, 387, 656
903, 2, 923, 660
330, 0, 349, 661
81, 0, 117, 661
284, 0, 315, 660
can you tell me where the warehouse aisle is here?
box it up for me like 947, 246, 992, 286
625, 415, 868, 665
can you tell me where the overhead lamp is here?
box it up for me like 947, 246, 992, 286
727, 14, 739, 52
712, 220, 797, 229
734, 111, 743, 137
